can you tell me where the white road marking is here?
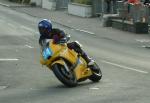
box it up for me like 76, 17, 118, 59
0, 86, 8, 90
20, 25, 35, 33
141, 45, 150, 48
25, 45, 34, 48
136, 39, 150, 43
101, 60, 148, 74
76, 29, 95, 35
7, 23, 16, 29
0, 3, 9, 7
0, 58, 19, 61
89, 87, 99, 90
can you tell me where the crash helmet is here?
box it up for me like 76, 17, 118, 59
38, 19, 52, 37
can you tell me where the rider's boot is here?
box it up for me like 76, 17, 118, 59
81, 53, 99, 73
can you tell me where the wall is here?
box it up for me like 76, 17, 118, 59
42, 0, 56, 10
30, 0, 42, 6
68, 3, 92, 17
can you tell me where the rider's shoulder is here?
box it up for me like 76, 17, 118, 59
52, 28, 64, 32
52, 28, 66, 36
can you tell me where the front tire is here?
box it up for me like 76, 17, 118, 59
89, 63, 102, 82
52, 64, 77, 87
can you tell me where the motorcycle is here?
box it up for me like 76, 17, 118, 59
40, 38, 102, 87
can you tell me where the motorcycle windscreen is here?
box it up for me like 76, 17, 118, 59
42, 47, 53, 60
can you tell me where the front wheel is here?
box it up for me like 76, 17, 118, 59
52, 63, 77, 87
88, 63, 102, 82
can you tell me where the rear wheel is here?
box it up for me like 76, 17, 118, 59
52, 63, 77, 87
89, 63, 102, 82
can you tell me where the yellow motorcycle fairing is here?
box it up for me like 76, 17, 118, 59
73, 57, 92, 80
40, 41, 77, 65
40, 40, 92, 80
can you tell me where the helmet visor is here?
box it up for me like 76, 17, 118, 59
39, 27, 50, 36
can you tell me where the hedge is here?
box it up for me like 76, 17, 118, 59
71, 0, 92, 5
9, 0, 30, 4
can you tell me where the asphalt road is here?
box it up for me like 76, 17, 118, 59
0, 5, 150, 103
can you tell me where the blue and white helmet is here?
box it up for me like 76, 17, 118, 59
38, 19, 52, 36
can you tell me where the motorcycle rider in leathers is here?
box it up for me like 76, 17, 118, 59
38, 19, 98, 72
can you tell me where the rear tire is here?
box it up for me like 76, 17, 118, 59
52, 64, 77, 87
89, 63, 102, 82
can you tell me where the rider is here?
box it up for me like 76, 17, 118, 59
38, 19, 95, 67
